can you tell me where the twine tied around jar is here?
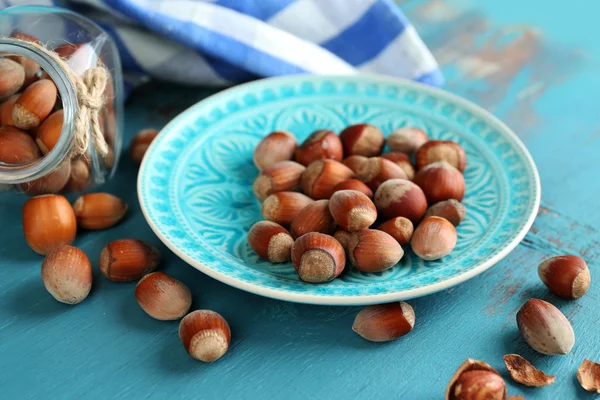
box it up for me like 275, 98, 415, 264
25, 41, 110, 161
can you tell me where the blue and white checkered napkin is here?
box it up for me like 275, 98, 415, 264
6, 0, 443, 88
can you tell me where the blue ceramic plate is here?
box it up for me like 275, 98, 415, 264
138, 75, 540, 306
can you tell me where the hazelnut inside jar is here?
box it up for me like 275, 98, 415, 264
0, 7, 123, 196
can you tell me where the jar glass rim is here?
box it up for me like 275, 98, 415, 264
0, 38, 76, 184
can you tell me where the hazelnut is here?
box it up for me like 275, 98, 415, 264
35, 110, 63, 155
72, 192, 128, 230
413, 161, 465, 204
538, 255, 590, 300
577, 359, 600, 393
342, 155, 368, 174
8, 31, 41, 87
503, 354, 555, 387
356, 157, 407, 191
411, 216, 457, 260
347, 229, 403, 272
331, 179, 373, 198
373, 179, 428, 223
253, 161, 305, 201
377, 217, 414, 246
64, 158, 90, 192
339, 124, 384, 157
0, 58, 25, 99
291, 232, 345, 283
352, 301, 415, 342
12, 79, 57, 129
416, 140, 467, 172
99, 239, 161, 282
262, 192, 314, 226
301, 159, 354, 200
0, 126, 41, 164
253, 130, 297, 170
0, 94, 19, 126
179, 310, 231, 362
41, 245, 92, 305
22, 194, 77, 255
130, 128, 159, 165
290, 200, 335, 238
516, 298, 575, 355
333, 229, 352, 251
446, 359, 506, 400
294, 129, 343, 166
18, 160, 71, 195
424, 199, 466, 226
248, 220, 294, 262
387, 127, 428, 154
135, 272, 192, 320
329, 190, 377, 231
381, 152, 415, 180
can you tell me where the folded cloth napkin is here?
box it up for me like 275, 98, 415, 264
4, 0, 443, 88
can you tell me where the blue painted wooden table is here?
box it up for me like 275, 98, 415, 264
1, 1, 598, 398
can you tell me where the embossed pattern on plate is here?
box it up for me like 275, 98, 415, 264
138, 75, 540, 305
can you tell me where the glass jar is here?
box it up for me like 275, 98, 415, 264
0, 5, 123, 195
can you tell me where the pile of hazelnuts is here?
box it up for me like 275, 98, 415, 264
248, 124, 467, 283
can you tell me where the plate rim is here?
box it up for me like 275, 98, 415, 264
137, 73, 541, 306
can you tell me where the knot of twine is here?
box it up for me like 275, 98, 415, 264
27, 41, 110, 160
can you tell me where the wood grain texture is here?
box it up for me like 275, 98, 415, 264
1, 1, 599, 398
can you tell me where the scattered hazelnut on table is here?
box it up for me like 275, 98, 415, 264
301, 159, 354, 200
253, 130, 297, 170
387, 127, 428, 154
516, 298, 575, 355
346, 229, 403, 272
99, 239, 161, 282
130, 128, 159, 165
339, 123, 385, 157
503, 354, 555, 387
41, 245, 92, 305
22, 194, 77, 255
290, 200, 335, 238
248, 220, 294, 263
253, 160, 305, 201
72, 192, 128, 230
291, 232, 345, 283
262, 191, 314, 226
329, 190, 377, 232
352, 301, 415, 342
294, 129, 343, 166
577, 359, 600, 393
537, 255, 590, 300
179, 310, 231, 362
135, 272, 192, 321
445, 359, 506, 400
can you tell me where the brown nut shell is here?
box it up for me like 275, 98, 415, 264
253, 131, 297, 170
424, 199, 466, 226
577, 359, 600, 393
416, 140, 467, 172
413, 161, 465, 204
411, 216, 457, 260
130, 128, 159, 164
347, 229, 403, 272
64, 158, 91, 192
0, 58, 25, 99
537, 255, 590, 300
343, 155, 369, 174
18, 160, 71, 195
381, 152, 415, 180
301, 159, 354, 200
387, 127, 428, 154
99, 239, 161, 282
179, 310, 231, 362
339, 124, 385, 157
291, 232, 345, 283
357, 157, 407, 191
0, 94, 19, 126
503, 354, 555, 387
329, 190, 377, 231
352, 301, 415, 342
35, 110, 63, 155
290, 200, 335, 238
72, 192, 128, 230
42, 245, 92, 305
446, 359, 506, 400
12, 79, 57, 129
262, 192, 314, 226
331, 179, 373, 198
377, 217, 414, 246
0, 126, 41, 164
294, 129, 343, 166
374, 179, 428, 223
8, 31, 41, 87
248, 220, 294, 262
135, 272, 192, 320
253, 161, 305, 201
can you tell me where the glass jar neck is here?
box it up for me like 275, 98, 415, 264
0, 38, 77, 184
